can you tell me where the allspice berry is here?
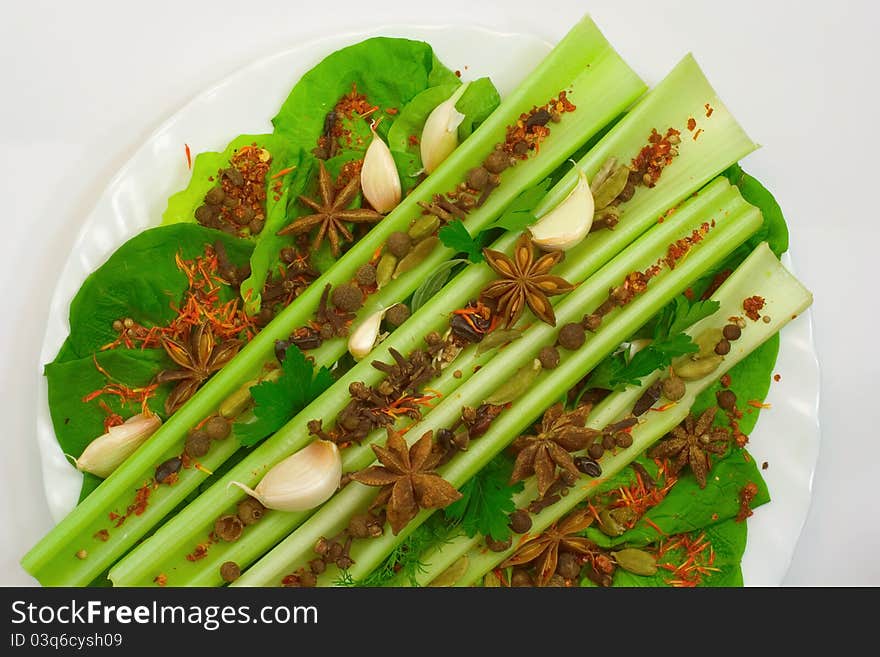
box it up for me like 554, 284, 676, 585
386, 231, 412, 258
384, 303, 411, 328
467, 166, 490, 190
538, 345, 560, 369
486, 535, 513, 552
484, 148, 513, 174
331, 284, 364, 313
237, 497, 265, 526
220, 561, 240, 583
185, 430, 211, 458
662, 374, 686, 401
558, 323, 586, 350
215, 515, 243, 542
355, 263, 377, 287
508, 510, 532, 534
205, 416, 231, 441
717, 389, 737, 411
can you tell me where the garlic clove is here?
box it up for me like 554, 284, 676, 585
348, 307, 389, 360
420, 83, 470, 174
361, 126, 401, 214
529, 169, 594, 251
229, 439, 341, 512
74, 412, 162, 478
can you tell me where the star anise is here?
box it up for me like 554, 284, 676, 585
480, 233, 575, 327
509, 403, 600, 497
501, 507, 596, 587
648, 407, 729, 488
277, 161, 383, 257
349, 430, 462, 535
155, 322, 240, 415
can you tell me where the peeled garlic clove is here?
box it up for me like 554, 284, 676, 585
74, 412, 162, 478
229, 440, 341, 512
420, 83, 470, 174
361, 126, 401, 214
348, 307, 388, 360
529, 169, 594, 251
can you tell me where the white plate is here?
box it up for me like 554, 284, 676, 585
35, 24, 820, 587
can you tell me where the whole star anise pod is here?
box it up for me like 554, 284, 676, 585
349, 430, 462, 535
509, 403, 600, 497
480, 233, 575, 327
277, 161, 383, 257
648, 407, 729, 488
155, 321, 240, 415
501, 507, 596, 587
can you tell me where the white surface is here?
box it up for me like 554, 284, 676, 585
1, 0, 877, 587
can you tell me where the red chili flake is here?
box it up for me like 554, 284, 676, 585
184, 143, 192, 169
748, 400, 772, 409
773, 373, 781, 382
686, 117, 697, 131
93, 529, 110, 542
454, 70, 462, 78
408, 134, 420, 146
186, 543, 210, 562
683, 288, 694, 300
692, 128, 703, 141
743, 295, 765, 321
336, 159, 364, 189
385, 107, 399, 115
705, 103, 714, 117
630, 127, 682, 188
154, 573, 168, 587
720, 374, 732, 388
735, 482, 759, 522
502, 91, 576, 159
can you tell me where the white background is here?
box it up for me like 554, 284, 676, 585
1, 0, 877, 586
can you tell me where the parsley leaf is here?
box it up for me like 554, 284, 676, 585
585, 294, 720, 392
235, 345, 333, 447
653, 295, 721, 340
438, 220, 487, 263
444, 455, 523, 541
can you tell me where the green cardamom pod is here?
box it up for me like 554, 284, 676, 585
694, 327, 724, 359
673, 354, 723, 380
428, 555, 470, 587
407, 214, 441, 242
375, 253, 398, 288
475, 329, 523, 355
483, 358, 541, 405
592, 164, 630, 209
598, 508, 626, 537
614, 548, 658, 576
590, 157, 618, 194
393, 237, 440, 279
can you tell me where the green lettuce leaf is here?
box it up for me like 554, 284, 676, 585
44, 348, 173, 499
61, 224, 252, 361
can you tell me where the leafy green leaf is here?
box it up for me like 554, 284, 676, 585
455, 77, 501, 141
484, 178, 554, 233
235, 345, 334, 447
62, 224, 252, 361
438, 220, 487, 263
444, 455, 523, 541
411, 259, 468, 312
692, 334, 780, 436
653, 294, 721, 340
585, 333, 698, 391
723, 164, 789, 257
44, 348, 173, 500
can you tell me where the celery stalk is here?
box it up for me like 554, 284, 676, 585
111, 52, 755, 587
25, 16, 644, 587
415, 242, 813, 587
233, 178, 761, 586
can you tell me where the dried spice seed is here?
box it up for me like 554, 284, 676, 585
205, 415, 231, 441
538, 345, 560, 369
511, 569, 534, 587
717, 389, 737, 411
220, 561, 240, 583
386, 231, 412, 258
715, 338, 731, 355
484, 148, 514, 174
237, 497, 265, 526
355, 263, 377, 287
602, 434, 616, 450
614, 548, 657, 576
332, 284, 364, 313
632, 380, 662, 416
393, 237, 440, 279
722, 323, 742, 340
649, 407, 729, 488
384, 303, 410, 328
184, 430, 211, 458
557, 323, 586, 350
574, 456, 602, 477
614, 431, 633, 448
556, 551, 581, 579
662, 372, 686, 401
509, 509, 533, 534
154, 457, 182, 485
215, 514, 244, 542
486, 535, 513, 552
588, 443, 604, 460
407, 214, 440, 242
